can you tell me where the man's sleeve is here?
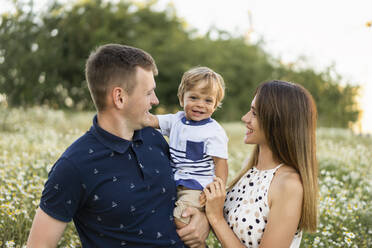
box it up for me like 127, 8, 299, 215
205, 126, 229, 159
39, 157, 83, 222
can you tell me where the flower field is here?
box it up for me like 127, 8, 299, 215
0, 107, 371, 247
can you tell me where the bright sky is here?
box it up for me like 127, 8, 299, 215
2, 0, 372, 133
155, 0, 372, 134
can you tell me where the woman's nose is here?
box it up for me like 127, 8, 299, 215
241, 112, 250, 123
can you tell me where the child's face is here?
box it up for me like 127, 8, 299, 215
181, 81, 218, 121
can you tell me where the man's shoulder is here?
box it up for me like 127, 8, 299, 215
141, 127, 165, 141
61, 130, 98, 160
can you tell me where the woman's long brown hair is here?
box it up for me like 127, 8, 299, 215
228, 80, 318, 232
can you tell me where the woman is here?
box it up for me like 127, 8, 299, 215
203, 80, 318, 248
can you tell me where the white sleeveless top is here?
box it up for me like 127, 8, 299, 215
223, 164, 302, 247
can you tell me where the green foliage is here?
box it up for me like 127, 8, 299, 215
0, 0, 360, 127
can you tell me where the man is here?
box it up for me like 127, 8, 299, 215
27, 44, 209, 247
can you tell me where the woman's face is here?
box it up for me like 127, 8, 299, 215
241, 96, 266, 145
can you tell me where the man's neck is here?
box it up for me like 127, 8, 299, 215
97, 110, 134, 141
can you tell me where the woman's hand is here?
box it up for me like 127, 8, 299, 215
203, 177, 226, 225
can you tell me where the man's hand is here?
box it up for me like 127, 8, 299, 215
176, 207, 210, 248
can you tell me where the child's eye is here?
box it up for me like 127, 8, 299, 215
190, 96, 197, 100
206, 99, 213, 103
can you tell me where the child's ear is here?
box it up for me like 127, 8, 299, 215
178, 96, 184, 108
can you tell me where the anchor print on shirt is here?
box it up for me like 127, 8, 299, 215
130, 183, 135, 189
93, 194, 99, 201
130, 205, 136, 212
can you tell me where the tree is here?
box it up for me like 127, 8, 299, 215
0, 0, 360, 127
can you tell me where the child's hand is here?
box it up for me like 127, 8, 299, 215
199, 192, 206, 207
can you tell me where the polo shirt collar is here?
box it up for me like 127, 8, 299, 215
90, 115, 143, 154
181, 116, 213, 126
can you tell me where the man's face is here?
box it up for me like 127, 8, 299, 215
123, 67, 159, 130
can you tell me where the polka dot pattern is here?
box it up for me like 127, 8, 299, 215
223, 164, 302, 247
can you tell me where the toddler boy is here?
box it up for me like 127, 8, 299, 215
148, 66, 228, 228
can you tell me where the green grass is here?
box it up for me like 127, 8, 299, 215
0, 107, 371, 247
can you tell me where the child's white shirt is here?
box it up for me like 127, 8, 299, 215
157, 111, 228, 189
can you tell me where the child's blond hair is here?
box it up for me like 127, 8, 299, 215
177, 66, 225, 108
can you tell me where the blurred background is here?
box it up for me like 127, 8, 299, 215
1, 1, 372, 247
1, 0, 371, 132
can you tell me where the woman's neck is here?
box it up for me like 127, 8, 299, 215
256, 144, 281, 170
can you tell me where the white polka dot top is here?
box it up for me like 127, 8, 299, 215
223, 164, 302, 247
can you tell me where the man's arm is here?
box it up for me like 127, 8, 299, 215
27, 208, 68, 248
177, 207, 210, 248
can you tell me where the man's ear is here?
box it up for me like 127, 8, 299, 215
112, 86, 127, 109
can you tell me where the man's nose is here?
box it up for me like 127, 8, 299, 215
151, 93, 159, 106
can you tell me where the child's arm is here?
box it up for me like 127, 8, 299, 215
146, 114, 160, 129
213, 157, 228, 184
200, 157, 228, 206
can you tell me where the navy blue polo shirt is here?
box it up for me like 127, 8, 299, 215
40, 115, 184, 247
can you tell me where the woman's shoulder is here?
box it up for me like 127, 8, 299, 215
271, 165, 303, 201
